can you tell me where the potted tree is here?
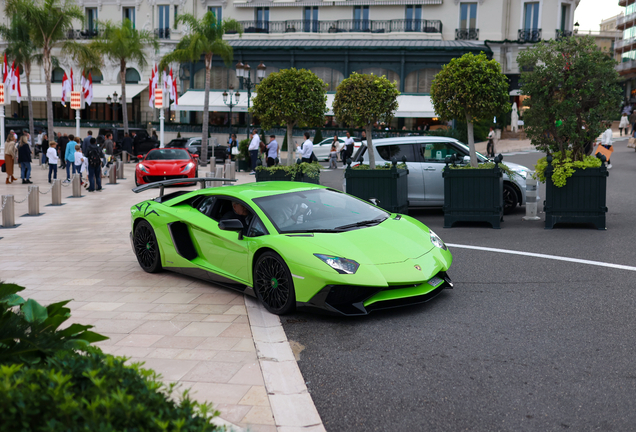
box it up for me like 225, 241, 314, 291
518, 36, 621, 230
333, 73, 404, 213
255, 159, 320, 184
430, 52, 510, 227
237, 138, 250, 172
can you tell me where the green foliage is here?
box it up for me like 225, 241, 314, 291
448, 161, 518, 179
351, 163, 407, 171
256, 161, 321, 179
0, 282, 107, 366
313, 129, 323, 145
517, 36, 621, 162
91, 19, 158, 72
238, 138, 249, 160
455, 119, 491, 144
281, 133, 288, 152
0, 348, 220, 431
533, 151, 602, 187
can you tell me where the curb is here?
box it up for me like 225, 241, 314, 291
245, 297, 326, 432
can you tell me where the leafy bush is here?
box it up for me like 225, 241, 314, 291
0, 282, 107, 366
351, 163, 407, 171
281, 133, 288, 151
313, 129, 323, 144
0, 348, 220, 431
449, 161, 518, 179
534, 151, 602, 187
256, 161, 321, 179
238, 138, 249, 161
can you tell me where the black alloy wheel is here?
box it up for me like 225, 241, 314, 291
254, 252, 296, 315
133, 220, 162, 273
503, 183, 518, 214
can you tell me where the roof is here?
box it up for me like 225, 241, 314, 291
228, 39, 491, 51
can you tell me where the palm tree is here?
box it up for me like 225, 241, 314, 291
91, 19, 158, 134
6, 0, 85, 140
159, 11, 242, 166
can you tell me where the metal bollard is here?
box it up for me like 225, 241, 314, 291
204, 172, 215, 189
522, 173, 541, 221
108, 163, 117, 184
223, 161, 232, 185
209, 156, 216, 170
1, 195, 15, 227
72, 174, 82, 197
28, 186, 40, 216
214, 166, 224, 188
116, 161, 124, 179
122, 151, 130, 163
52, 179, 62, 205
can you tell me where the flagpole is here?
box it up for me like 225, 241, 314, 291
159, 74, 165, 148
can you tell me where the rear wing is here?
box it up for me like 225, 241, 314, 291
132, 177, 237, 197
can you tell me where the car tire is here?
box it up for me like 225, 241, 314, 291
253, 251, 296, 315
503, 183, 518, 214
195, 169, 198, 178
133, 220, 162, 273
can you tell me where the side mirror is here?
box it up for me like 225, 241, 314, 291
137, 155, 143, 160
219, 219, 244, 239
368, 198, 381, 206
192, 154, 199, 158
462, 155, 470, 164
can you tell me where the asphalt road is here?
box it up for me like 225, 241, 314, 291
282, 140, 636, 431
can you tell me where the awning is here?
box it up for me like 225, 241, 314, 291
174, 90, 438, 118
23, 84, 148, 104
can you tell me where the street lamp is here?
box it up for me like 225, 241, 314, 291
222, 86, 240, 140
235, 61, 266, 140
107, 92, 119, 122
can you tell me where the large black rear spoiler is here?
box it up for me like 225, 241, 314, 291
132, 177, 237, 197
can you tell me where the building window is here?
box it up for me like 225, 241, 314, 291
125, 68, 141, 84
560, 4, 570, 31
405, 6, 422, 32
459, 3, 477, 30
524, 2, 539, 31
208, 6, 222, 23
123, 7, 135, 28
304, 7, 319, 33
51, 67, 64, 83
174, 6, 178, 29
86, 8, 97, 32
255, 7, 269, 31
158, 5, 169, 38
91, 70, 103, 84
353, 6, 369, 31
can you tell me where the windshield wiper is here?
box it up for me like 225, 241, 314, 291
335, 217, 387, 230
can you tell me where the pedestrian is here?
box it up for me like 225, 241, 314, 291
17, 135, 32, 184
102, 133, 114, 177
46, 142, 59, 183
248, 129, 260, 174
329, 144, 338, 169
600, 121, 613, 169
361, 130, 367, 141
619, 113, 629, 137
41, 133, 49, 167
86, 137, 104, 192
64, 134, 76, 181
343, 131, 355, 166
227, 133, 237, 160
299, 131, 313, 163
58, 133, 69, 169
487, 127, 496, 158
82, 130, 93, 155
121, 132, 133, 159
266, 135, 278, 167
73, 144, 85, 184
151, 130, 159, 142
4, 134, 17, 184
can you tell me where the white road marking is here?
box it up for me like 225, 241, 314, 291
446, 243, 636, 272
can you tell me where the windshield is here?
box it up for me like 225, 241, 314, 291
254, 189, 389, 233
145, 149, 191, 161
454, 141, 488, 161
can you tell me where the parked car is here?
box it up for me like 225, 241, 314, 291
352, 136, 529, 213
305, 137, 362, 161
169, 137, 228, 163
98, 127, 158, 156
134, 147, 199, 186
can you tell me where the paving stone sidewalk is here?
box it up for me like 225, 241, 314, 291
0, 161, 323, 432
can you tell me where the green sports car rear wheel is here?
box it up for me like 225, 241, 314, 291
254, 252, 296, 315
134, 220, 162, 273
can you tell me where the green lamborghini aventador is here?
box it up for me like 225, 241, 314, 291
131, 180, 453, 316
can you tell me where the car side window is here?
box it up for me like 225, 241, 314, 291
246, 218, 268, 237
197, 196, 217, 217
376, 144, 417, 162
420, 142, 465, 162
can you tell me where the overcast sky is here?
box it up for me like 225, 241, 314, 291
574, 0, 624, 31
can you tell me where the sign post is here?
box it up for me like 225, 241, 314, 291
70, 90, 83, 138
0, 84, 6, 142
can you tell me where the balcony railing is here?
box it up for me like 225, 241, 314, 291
617, 12, 636, 30
65, 29, 101, 40
455, 28, 479, 40
555, 29, 573, 40
229, 19, 443, 35
155, 28, 171, 39
518, 29, 542, 43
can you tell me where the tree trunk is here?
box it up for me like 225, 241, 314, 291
25, 62, 34, 143
286, 122, 294, 165
120, 60, 129, 134
466, 112, 478, 167
200, 53, 212, 167
366, 124, 375, 169
43, 45, 54, 143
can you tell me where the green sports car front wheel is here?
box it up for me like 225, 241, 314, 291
254, 252, 296, 315
134, 220, 162, 273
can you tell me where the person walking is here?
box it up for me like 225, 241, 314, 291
64, 134, 76, 181
600, 121, 613, 169
300, 132, 313, 163
73, 144, 85, 184
629, 110, 636, 136
41, 133, 49, 167
82, 130, 93, 155
46, 142, 59, 183
17, 135, 32, 184
343, 131, 355, 166
619, 113, 630, 137
102, 133, 114, 177
86, 137, 104, 192
121, 132, 133, 160
487, 127, 496, 158
58, 133, 69, 170
227, 133, 237, 161
266, 135, 278, 167
248, 129, 260, 174
4, 134, 17, 184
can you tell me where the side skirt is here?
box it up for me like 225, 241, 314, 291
166, 266, 256, 297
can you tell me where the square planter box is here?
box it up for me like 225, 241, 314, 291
443, 163, 503, 229
345, 162, 408, 214
544, 164, 608, 230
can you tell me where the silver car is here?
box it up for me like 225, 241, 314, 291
354, 136, 530, 213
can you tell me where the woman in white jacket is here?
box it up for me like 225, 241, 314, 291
619, 113, 630, 137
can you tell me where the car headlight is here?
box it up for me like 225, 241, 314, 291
314, 254, 360, 274
429, 230, 447, 251
137, 164, 149, 173
180, 162, 195, 173
511, 167, 528, 179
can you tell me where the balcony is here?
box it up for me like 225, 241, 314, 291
555, 29, 573, 40
518, 29, 542, 43
155, 28, 171, 39
455, 28, 479, 40
617, 59, 636, 73
617, 12, 636, 30
65, 29, 101, 40
229, 19, 443, 35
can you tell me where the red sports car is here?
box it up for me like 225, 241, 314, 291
135, 148, 199, 186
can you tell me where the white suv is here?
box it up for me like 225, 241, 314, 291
352, 136, 530, 213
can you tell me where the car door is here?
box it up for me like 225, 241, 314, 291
418, 142, 467, 204
375, 143, 424, 205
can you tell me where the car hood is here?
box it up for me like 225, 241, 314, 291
142, 160, 191, 172
284, 218, 435, 265
501, 160, 529, 171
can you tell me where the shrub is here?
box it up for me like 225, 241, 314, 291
238, 138, 249, 161
256, 161, 321, 179
0, 348, 220, 431
0, 282, 107, 366
351, 163, 407, 171
313, 129, 323, 145
533, 151, 602, 187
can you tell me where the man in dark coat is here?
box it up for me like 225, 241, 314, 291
82, 130, 93, 155
58, 133, 69, 169
86, 137, 104, 192
121, 132, 133, 159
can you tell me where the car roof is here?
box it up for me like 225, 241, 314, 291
369, 136, 460, 146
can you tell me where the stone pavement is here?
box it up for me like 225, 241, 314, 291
0, 160, 325, 432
